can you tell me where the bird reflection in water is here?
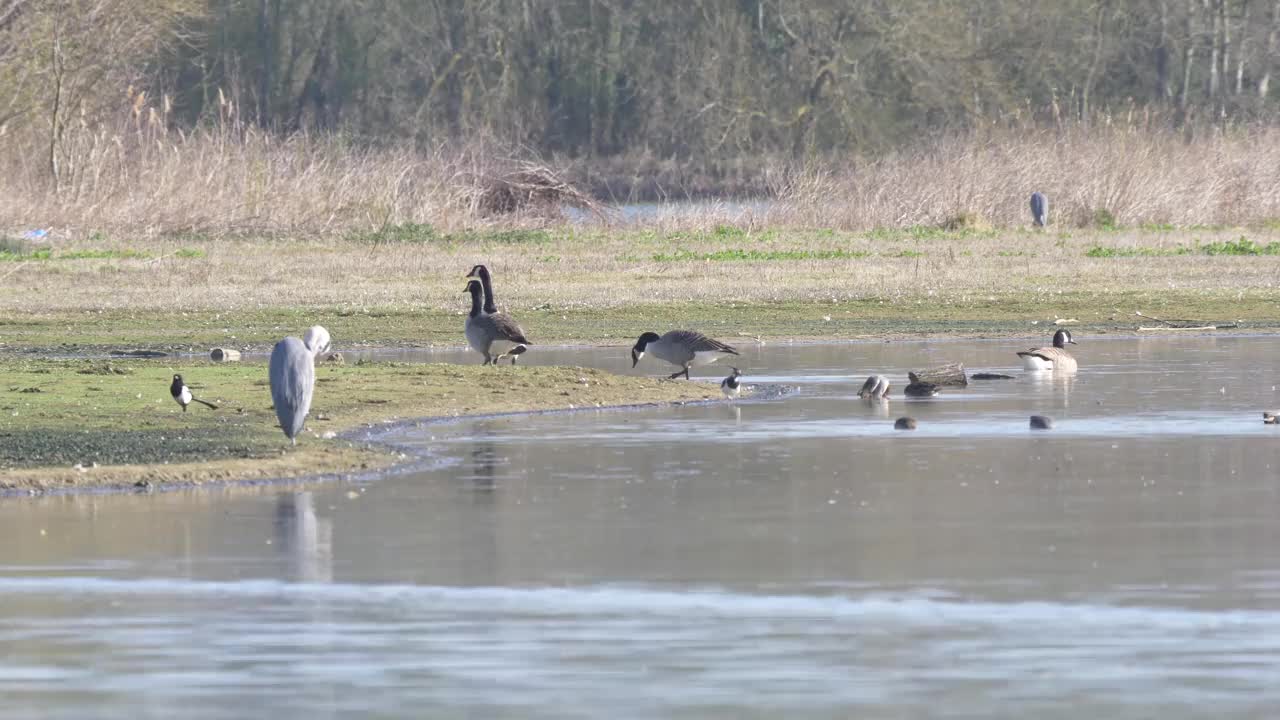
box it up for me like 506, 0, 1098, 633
273, 491, 333, 583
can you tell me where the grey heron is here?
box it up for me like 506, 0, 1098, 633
303, 325, 331, 356
269, 336, 315, 445
1030, 191, 1048, 227
169, 374, 217, 411
631, 330, 739, 380
464, 279, 531, 365
1017, 329, 1078, 372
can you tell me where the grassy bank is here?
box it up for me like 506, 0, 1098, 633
0, 359, 717, 492
1, 224, 1277, 354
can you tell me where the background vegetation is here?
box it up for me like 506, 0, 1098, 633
3, 0, 1280, 230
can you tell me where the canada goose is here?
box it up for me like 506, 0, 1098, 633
721, 367, 743, 399
1017, 329, 1078, 372
904, 372, 940, 398
466, 264, 528, 361
894, 417, 918, 430
464, 280, 532, 366
170, 374, 217, 412
1030, 415, 1055, 430
632, 330, 739, 380
858, 375, 891, 399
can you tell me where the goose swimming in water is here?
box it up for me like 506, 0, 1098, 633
464, 280, 532, 365
466, 264, 528, 362
632, 330, 740, 380
904, 372, 941, 398
858, 375, 891, 400
1017, 329, 1078, 372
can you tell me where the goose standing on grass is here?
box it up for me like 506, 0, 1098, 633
464, 279, 532, 365
721, 367, 743, 399
1017, 329, 1078, 372
269, 336, 315, 445
303, 325, 332, 356
632, 330, 740, 380
466, 264, 528, 362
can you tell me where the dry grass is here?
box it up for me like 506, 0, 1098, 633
2, 225, 1277, 319
768, 122, 1280, 230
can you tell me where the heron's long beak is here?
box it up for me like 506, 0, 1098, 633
631, 350, 642, 368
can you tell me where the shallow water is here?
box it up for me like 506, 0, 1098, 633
3, 336, 1280, 718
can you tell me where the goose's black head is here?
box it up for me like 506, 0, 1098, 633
1052, 329, 1077, 348
464, 279, 485, 314
466, 264, 489, 281
632, 332, 661, 368
170, 374, 184, 394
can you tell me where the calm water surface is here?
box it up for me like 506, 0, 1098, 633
3, 336, 1280, 719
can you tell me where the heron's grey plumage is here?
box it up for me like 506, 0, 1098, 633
1030, 191, 1048, 227
303, 325, 331, 356
270, 336, 315, 445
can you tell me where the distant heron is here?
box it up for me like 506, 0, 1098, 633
303, 325, 331, 356
269, 336, 315, 445
1030, 191, 1048, 227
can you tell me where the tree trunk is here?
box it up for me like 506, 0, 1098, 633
1156, 0, 1171, 101
1236, 0, 1249, 95
1261, 0, 1280, 97
1207, 0, 1220, 99
1181, 0, 1198, 109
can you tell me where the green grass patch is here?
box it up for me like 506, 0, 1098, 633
651, 248, 868, 262
1086, 236, 1280, 257
348, 221, 438, 245
0, 247, 152, 261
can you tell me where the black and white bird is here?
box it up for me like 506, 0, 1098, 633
170, 374, 217, 412
721, 367, 743, 399
631, 330, 740, 380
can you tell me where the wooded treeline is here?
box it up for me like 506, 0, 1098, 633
5, 0, 1280, 164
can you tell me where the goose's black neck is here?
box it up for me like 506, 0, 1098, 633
477, 266, 497, 314
466, 282, 485, 318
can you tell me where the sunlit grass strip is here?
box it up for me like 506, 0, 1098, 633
651, 248, 869, 262
1085, 237, 1280, 257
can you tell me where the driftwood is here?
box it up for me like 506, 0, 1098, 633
210, 348, 241, 362
907, 362, 967, 387
470, 162, 605, 219
971, 372, 1016, 380
110, 349, 167, 358
1135, 310, 1238, 331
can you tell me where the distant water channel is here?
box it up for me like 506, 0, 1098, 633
3, 335, 1280, 718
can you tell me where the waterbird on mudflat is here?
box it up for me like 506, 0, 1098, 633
269, 336, 315, 445
903, 372, 940, 398
170, 374, 217, 412
1030, 191, 1049, 227
631, 330, 740, 380
721, 367, 743, 399
467, 264, 528, 362
894, 417, 918, 430
303, 325, 332, 356
1030, 415, 1055, 430
858, 375, 891, 400
464, 279, 531, 366
1017, 329, 1078, 372
1264, 411, 1278, 425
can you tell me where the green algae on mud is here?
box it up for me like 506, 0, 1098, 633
0, 358, 718, 491
2, 290, 1275, 355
